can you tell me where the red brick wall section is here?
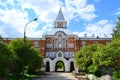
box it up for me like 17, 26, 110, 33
2, 38, 111, 58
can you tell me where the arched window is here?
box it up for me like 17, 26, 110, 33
58, 43, 62, 48
58, 52, 62, 57
58, 35, 62, 40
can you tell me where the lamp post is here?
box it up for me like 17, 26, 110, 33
24, 18, 37, 42
22, 18, 37, 79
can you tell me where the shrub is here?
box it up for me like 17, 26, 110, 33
112, 68, 120, 80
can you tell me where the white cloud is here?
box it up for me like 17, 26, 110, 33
64, 0, 97, 22
115, 11, 120, 15
76, 5, 97, 21
19, 0, 97, 22
74, 20, 114, 38
0, 0, 97, 38
114, 8, 120, 15
0, 8, 29, 37
27, 23, 53, 38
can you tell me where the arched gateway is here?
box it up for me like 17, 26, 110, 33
55, 61, 65, 72
43, 8, 78, 72
44, 57, 76, 72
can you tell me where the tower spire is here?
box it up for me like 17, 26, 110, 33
54, 8, 67, 28
56, 8, 65, 20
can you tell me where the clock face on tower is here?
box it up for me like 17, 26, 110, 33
57, 22, 63, 28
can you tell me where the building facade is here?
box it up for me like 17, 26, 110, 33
2, 8, 111, 72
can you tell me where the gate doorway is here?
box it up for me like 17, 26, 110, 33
70, 62, 75, 72
45, 61, 50, 72
55, 61, 65, 72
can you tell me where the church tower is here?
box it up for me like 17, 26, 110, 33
54, 8, 67, 28
43, 8, 77, 72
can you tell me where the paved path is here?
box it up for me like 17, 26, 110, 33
32, 72, 77, 80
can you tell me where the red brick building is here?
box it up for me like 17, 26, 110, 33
2, 8, 111, 72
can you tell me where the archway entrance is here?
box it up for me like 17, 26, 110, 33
45, 61, 50, 72
70, 62, 75, 72
55, 61, 65, 72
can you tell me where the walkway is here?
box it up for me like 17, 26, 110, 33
32, 72, 77, 80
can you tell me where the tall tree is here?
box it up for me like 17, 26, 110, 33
75, 44, 102, 71
9, 38, 43, 80
75, 44, 105, 76
0, 43, 17, 79
112, 17, 120, 40
92, 44, 105, 66
99, 39, 120, 68
0, 35, 3, 43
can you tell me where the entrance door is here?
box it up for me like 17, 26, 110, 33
45, 62, 50, 72
55, 61, 65, 72
70, 62, 75, 72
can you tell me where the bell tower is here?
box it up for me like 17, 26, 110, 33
54, 8, 67, 28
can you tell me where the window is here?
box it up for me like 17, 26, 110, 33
58, 52, 62, 57
58, 35, 62, 40
57, 22, 63, 27
46, 43, 52, 48
46, 53, 49, 58
94, 41, 98, 44
34, 41, 39, 47
106, 41, 110, 45
58, 43, 62, 48
68, 43, 74, 48
82, 41, 86, 47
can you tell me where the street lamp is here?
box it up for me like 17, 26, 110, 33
24, 18, 37, 42
22, 18, 37, 79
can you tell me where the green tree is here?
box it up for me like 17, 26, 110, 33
0, 43, 17, 79
92, 40, 120, 76
75, 44, 100, 71
27, 47, 43, 75
9, 38, 43, 80
75, 44, 105, 76
112, 17, 120, 40
0, 35, 3, 43
92, 44, 106, 66
99, 40, 120, 68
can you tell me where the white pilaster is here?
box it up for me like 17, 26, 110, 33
50, 61, 55, 72
65, 61, 70, 72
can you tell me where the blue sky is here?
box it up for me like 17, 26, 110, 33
0, 0, 120, 38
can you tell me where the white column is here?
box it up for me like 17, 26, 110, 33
65, 61, 70, 72
75, 66, 79, 73
50, 61, 55, 72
